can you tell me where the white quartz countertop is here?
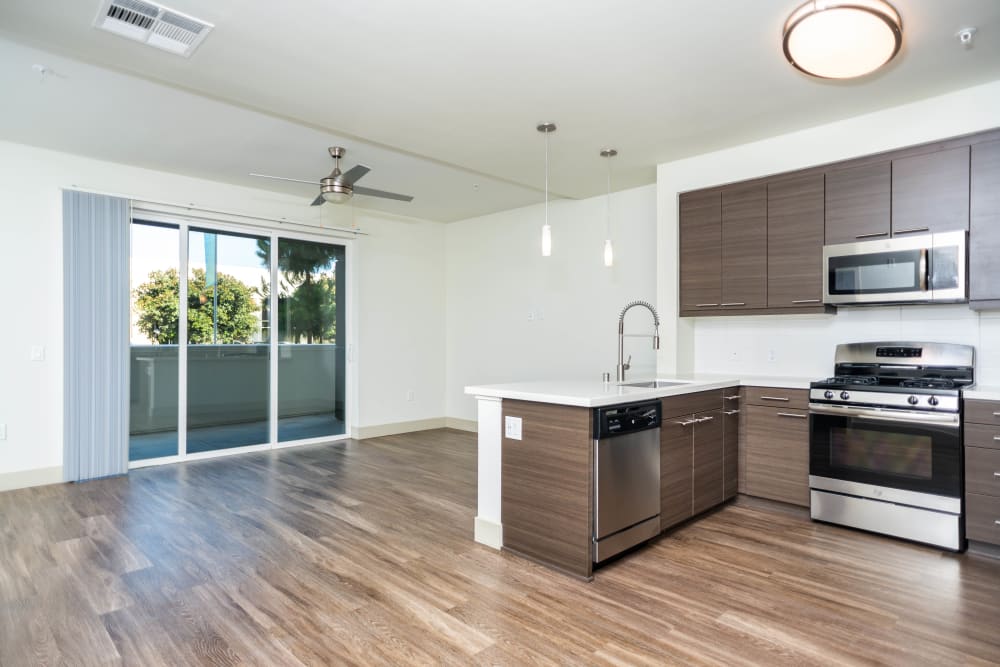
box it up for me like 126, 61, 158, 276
464, 373, 813, 408
964, 386, 1000, 402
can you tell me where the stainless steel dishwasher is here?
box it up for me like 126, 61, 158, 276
593, 401, 661, 562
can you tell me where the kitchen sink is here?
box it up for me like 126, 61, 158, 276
621, 380, 689, 388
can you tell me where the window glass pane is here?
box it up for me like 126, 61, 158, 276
129, 221, 180, 461
276, 238, 346, 441
186, 229, 271, 453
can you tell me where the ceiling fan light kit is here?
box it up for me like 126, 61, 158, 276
783, 0, 902, 79
537, 122, 556, 257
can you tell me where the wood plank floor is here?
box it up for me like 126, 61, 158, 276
1, 429, 999, 666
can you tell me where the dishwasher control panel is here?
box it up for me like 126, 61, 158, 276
594, 401, 662, 439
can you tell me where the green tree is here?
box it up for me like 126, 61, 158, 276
134, 268, 260, 344
258, 239, 341, 343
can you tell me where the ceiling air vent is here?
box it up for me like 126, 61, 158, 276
94, 0, 213, 57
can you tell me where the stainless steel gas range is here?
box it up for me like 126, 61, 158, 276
808, 341, 975, 551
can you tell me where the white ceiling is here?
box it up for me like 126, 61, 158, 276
1, 0, 999, 221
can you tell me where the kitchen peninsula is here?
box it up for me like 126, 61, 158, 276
465, 375, 810, 579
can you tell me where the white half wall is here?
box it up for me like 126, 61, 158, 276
0, 139, 446, 481
445, 184, 658, 422
656, 79, 1000, 381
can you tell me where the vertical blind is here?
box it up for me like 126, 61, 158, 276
63, 190, 130, 482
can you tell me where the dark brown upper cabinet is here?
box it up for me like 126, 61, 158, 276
891, 146, 970, 235
970, 139, 1000, 309
825, 161, 891, 245
721, 183, 767, 309
767, 173, 825, 308
679, 190, 722, 313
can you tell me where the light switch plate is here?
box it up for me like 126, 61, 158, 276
504, 416, 522, 440
30, 345, 45, 361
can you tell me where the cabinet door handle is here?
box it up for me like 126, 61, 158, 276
792, 299, 820, 304
777, 412, 807, 419
695, 303, 719, 308
674, 419, 696, 427
760, 396, 790, 402
720, 302, 746, 307
994, 472, 1000, 478
894, 227, 930, 235
994, 436, 1000, 441
855, 232, 889, 239
697, 415, 715, 422
724, 395, 740, 401
723, 409, 740, 415
993, 412, 1000, 416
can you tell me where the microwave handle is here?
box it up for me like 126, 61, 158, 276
919, 248, 929, 291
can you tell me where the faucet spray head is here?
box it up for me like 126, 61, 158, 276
654, 333, 660, 350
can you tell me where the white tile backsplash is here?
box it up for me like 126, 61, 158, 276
691, 305, 997, 384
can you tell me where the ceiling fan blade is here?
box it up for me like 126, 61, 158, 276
339, 164, 371, 186
352, 185, 414, 202
249, 173, 321, 186
310, 194, 326, 206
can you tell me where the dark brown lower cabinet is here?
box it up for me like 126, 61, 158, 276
692, 410, 724, 515
723, 390, 741, 500
964, 399, 1000, 547
744, 404, 810, 507
660, 418, 694, 530
501, 400, 593, 578
661, 389, 735, 530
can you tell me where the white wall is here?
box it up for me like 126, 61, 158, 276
656, 79, 1000, 381
0, 140, 446, 480
445, 184, 658, 422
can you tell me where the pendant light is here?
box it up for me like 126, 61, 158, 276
782, 0, 902, 79
537, 122, 556, 256
601, 148, 617, 267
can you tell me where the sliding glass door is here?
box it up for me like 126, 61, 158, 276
186, 228, 271, 453
128, 218, 349, 466
276, 238, 346, 442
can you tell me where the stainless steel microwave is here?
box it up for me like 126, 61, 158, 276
822, 231, 967, 305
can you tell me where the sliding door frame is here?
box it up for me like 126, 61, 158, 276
128, 213, 353, 469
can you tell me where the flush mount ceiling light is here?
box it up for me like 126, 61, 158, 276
537, 122, 557, 257
783, 0, 902, 79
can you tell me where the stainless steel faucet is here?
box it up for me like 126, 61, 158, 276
617, 300, 660, 382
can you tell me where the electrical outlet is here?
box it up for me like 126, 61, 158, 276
0, 423, 6, 440
527, 311, 535, 321
30, 346, 45, 361
767, 349, 776, 362
504, 416, 522, 440
729, 350, 739, 362
405, 390, 415, 402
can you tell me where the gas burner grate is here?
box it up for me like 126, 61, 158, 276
823, 376, 879, 385
899, 378, 957, 389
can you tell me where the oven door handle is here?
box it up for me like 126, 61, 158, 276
808, 403, 960, 428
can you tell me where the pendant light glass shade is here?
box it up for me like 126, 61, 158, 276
601, 148, 617, 268
783, 0, 902, 79
538, 122, 556, 257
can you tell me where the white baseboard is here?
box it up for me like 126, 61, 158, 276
445, 417, 477, 433
474, 516, 503, 549
0, 465, 63, 493
353, 418, 447, 440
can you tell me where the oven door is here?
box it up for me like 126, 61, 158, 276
809, 404, 962, 499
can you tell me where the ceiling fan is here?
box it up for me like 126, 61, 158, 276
250, 147, 414, 206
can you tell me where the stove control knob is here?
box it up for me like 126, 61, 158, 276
928, 396, 940, 407
907, 395, 919, 405
840, 391, 850, 400
824, 390, 834, 399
